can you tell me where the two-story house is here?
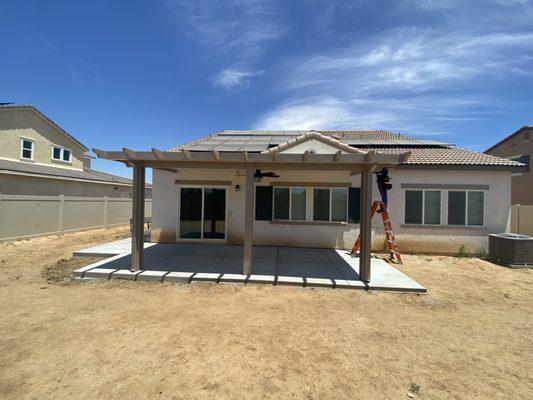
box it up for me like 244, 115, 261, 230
0, 105, 150, 197
485, 126, 532, 205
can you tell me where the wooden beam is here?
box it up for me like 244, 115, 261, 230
212, 150, 220, 161
181, 148, 191, 160
364, 150, 375, 162
359, 167, 373, 283
303, 151, 310, 162
243, 166, 254, 275
333, 151, 342, 162
122, 147, 136, 160
131, 163, 145, 272
242, 150, 249, 162
151, 148, 164, 160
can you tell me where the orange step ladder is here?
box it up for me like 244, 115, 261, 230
351, 201, 402, 264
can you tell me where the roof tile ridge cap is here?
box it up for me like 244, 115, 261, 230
168, 132, 216, 152
308, 130, 367, 154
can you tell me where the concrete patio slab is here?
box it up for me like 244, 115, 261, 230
72, 242, 426, 293
73, 238, 157, 257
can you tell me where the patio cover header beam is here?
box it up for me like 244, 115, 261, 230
93, 148, 410, 167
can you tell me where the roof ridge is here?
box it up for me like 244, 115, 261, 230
0, 104, 89, 151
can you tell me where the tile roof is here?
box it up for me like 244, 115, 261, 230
169, 129, 525, 168
370, 147, 523, 167
0, 159, 138, 185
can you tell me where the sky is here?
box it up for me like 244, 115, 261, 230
1, 0, 533, 181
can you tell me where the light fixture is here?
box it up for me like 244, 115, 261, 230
235, 184, 240, 192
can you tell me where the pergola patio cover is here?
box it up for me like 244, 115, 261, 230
93, 131, 410, 283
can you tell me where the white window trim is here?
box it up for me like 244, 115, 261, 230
20, 137, 35, 161
272, 187, 307, 221
312, 187, 348, 223
51, 145, 73, 164
448, 189, 485, 227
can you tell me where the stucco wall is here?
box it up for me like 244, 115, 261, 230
386, 169, 511, 253
0, 108, 86, 170
151, 167, 512, 254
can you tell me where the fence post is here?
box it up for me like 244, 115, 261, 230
0, 193, 2, 239
517, 204, 520, 234
58, 195, 65, 233
104, 196, 109, 226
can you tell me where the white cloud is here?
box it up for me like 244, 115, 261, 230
213, 68, 262, 89
254, 26, 533, 133
166, 0, 284, 89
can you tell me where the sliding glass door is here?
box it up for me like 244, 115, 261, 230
179, 187, 226, 240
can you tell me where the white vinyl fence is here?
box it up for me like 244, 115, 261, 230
0, 194, 152, 242
510, 204, 533, 236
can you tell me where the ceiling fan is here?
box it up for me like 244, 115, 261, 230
254, 169, 279, 182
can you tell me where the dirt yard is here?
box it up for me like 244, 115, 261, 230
0, 227, 532, 399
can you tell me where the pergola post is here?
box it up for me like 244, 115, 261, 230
243, 166, 254, 275
131, 162, 145, 272
359, 166, 373, 283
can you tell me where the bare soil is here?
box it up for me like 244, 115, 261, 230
0, 227, 532, 399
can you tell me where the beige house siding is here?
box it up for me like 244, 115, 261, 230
0, 173, 136, 197
151, 167, 511, 254
485, 128, 532, 205
0, 108, 86, 170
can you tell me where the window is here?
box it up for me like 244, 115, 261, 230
21, 138, 34, 160
405, 190, 423, 224
448, 191, 484, 226
313, 189, 330, 221
290, 188, 306, 220
404, 190, 441, 225
63, 149, 71, 162
331, 188, 347, 222
424, 191, 441, 225
255, 186, 273, 221
52, 146, 72, 162
273, 187, 306, 221
313, 188, 348, 222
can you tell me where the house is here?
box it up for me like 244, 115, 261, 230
485, 126, 532, 205
93, 129, 525, 282
0, 105, 151, 197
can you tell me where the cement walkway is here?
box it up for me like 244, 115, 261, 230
73, 240, 426, 293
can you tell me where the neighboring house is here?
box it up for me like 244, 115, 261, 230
0, 105, 150, 197
485, 126, 532, 205
95, 129, 525, 263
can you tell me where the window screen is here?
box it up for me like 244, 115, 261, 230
255, 186, 273, 221
313, 189, 330, 221
274, 188, 290, 220
290, 188, 306, 220
405, 190, 423, 224
331, 188, 347, 222
467, 191, 484, 226
424, 191, 441, 225
448, 191, 466, 225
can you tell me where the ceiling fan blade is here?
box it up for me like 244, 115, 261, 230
261, 172, 280, 178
